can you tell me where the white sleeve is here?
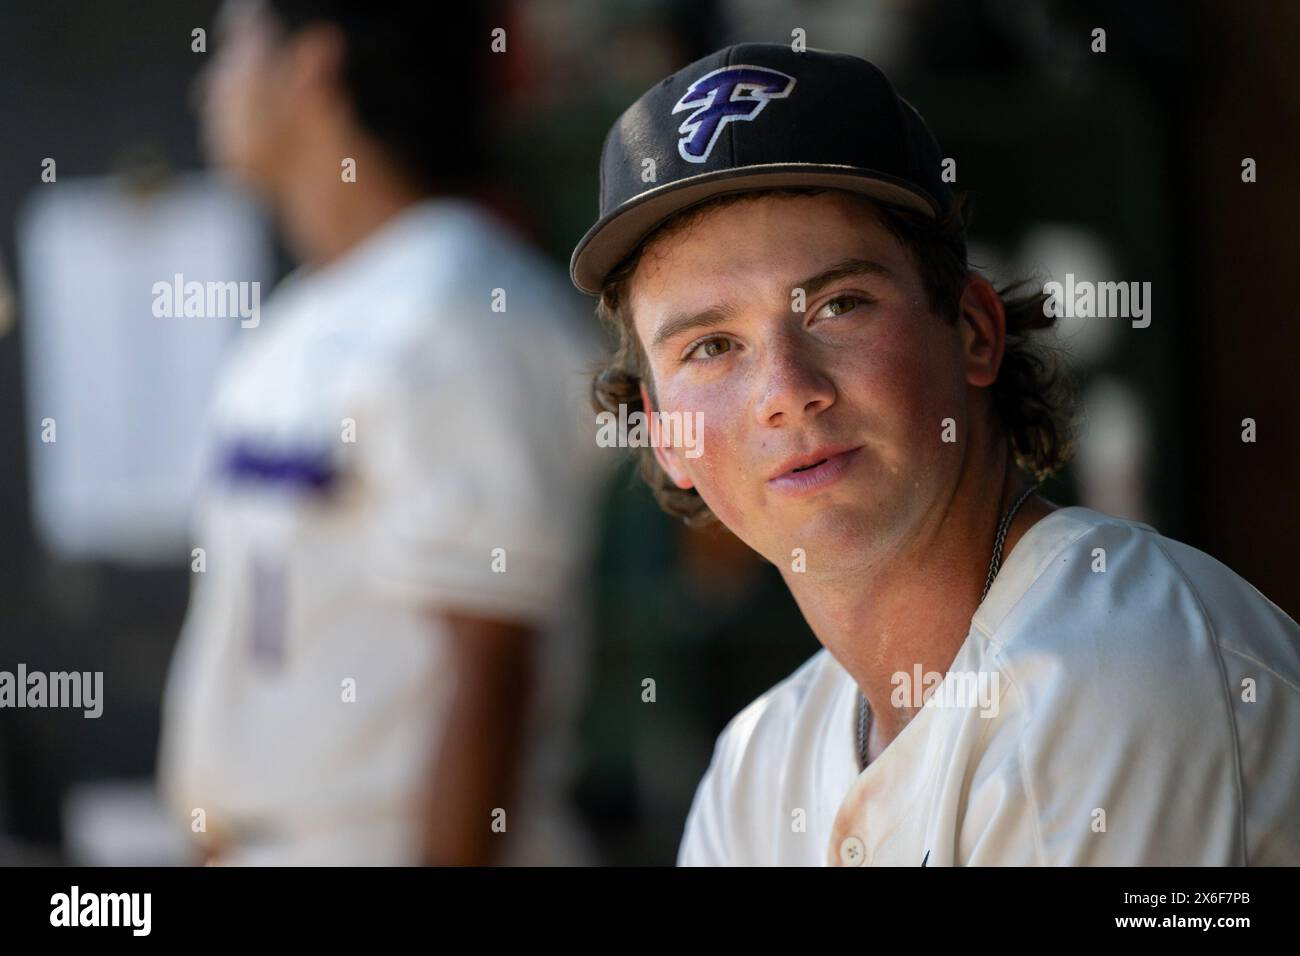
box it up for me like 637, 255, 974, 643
677, 735, 736, 867
678, 663, 831, 866
357, 321, 587, 624
969, 716, 1243, 866
967, 641, 1243, 865
959, 521, 1272, 866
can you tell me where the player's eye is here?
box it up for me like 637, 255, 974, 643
683, 336, 733, 361
815, 293, 873, 321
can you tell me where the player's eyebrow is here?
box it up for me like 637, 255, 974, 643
650, 257, 893, 353
796, 257, 894, 299
651, 303, 740, 352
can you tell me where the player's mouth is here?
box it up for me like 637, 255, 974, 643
766, 445, 863, 496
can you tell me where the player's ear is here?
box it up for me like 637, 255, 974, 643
639, 381, 694, 490
958, 273, 1006, 389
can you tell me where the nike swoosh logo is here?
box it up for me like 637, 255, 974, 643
921, 850, 929, 867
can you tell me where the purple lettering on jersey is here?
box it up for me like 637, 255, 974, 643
219, 440, 338, 494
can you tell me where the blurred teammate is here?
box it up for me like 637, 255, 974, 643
159, 0, 604, 865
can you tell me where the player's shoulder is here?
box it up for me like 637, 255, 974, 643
379, 200, 594, 369
692, 648, 849, 816
728, 650, 847, 738
420, 199, 583, 316
1145, 529, 1300, 677
992, 505, 1299, 679
981, 505, 1300, 757
679, 648, 850, 865
972, 506, 1300, 863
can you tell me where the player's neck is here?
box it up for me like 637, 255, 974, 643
271, 133, 431, 270
784, 441, 1054, 752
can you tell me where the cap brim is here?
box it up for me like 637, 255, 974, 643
569, 163, 940, 295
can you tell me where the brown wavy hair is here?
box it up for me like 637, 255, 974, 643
590, 188, 1078, 526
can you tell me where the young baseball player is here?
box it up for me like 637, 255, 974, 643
158, 2, 604, 865
570, 43, 1300, 865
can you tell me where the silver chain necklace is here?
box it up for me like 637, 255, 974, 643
856, 483, 1038, 771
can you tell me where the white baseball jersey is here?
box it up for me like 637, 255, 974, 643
158, 197, 606, 865
678, 505, 1300, 866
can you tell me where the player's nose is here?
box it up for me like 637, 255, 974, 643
752, 331, 836, 427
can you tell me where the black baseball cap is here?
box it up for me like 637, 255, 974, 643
570, 43, 959, 295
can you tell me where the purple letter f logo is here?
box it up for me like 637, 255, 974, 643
672, 65, 796, 164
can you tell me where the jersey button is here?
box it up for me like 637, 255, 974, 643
839, 835, 866, 866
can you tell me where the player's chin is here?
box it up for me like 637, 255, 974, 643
762, 494, 863, 546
